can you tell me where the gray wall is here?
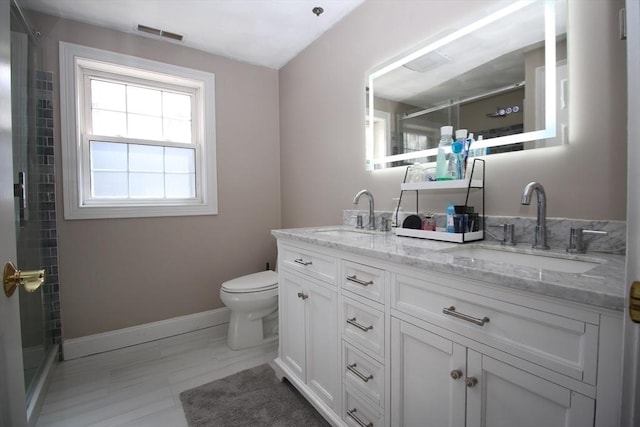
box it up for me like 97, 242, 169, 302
279, 0, 627, 227
32, 12, 281, 339
31, 0, 627, 341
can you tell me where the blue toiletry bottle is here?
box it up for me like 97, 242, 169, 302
446, 203, 456, 233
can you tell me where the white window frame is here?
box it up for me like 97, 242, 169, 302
60, 41, 217, 219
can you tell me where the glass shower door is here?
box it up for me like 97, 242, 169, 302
10, 4, 52, 410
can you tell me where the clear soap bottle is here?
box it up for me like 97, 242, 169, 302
435, 126, 454, 181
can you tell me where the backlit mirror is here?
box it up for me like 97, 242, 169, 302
366, 0, 567, 170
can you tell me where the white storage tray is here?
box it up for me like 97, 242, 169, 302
393, 227, 483, 243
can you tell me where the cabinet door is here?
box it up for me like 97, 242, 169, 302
391, 318, 466, 427
466, 350, 595, 427
280, 271, 307, 382
307, 280, 339, 410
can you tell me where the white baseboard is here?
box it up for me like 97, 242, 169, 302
63, 307, 230, 360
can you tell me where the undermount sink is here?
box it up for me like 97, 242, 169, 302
443, 246, 602, 274
312, 229, 376, 238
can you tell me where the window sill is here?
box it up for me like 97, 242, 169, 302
63, 202, 218, 220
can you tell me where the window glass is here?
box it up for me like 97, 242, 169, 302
163, 92, 191, 120
88, 141, 196, 199
90, 141, 127, 170
166, 174, 196, 198
127, 85, 162, 116
92, 110, 127, 137
129, 144, 164, 172
165, 147, 195, 173
129, 173, 165, 198
92, 172, 128, 198
91, 80, 192, 143
127, 113, 163, 140
91, 80, 126, 111
163, 118, 191, 143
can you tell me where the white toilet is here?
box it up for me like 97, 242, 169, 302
219, 270, 278, 350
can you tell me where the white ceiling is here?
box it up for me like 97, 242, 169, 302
20, 0, 366, 69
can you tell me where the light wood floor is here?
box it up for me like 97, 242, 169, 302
36, 328, 278, 427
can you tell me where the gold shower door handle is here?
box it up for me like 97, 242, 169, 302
3, 262, 45, 297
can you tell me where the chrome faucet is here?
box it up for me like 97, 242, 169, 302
520, 182, 549, 249
352, 189, 376, 230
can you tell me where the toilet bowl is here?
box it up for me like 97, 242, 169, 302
219, 270, 278, 350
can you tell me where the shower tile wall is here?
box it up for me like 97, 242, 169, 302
35, 70, 62, 355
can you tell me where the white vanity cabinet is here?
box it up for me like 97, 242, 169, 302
390, 269, 619, 427
276, 242, 341, 418
391, 318, 595, 427
273, 235, 623, 427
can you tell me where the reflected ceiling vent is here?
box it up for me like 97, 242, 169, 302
137, 24, 184, 41
404, 50, 452, 73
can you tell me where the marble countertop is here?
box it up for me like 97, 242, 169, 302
272, 226, 626, 311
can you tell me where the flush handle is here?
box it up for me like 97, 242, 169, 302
3, 262, 45, 298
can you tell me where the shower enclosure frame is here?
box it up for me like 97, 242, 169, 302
10, 0, 61, 424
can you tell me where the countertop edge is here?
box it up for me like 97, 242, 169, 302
272, 227, 625, 312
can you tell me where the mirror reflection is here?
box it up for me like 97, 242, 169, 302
366, 0, 567, 170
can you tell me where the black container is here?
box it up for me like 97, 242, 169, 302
402, 214, 423, 229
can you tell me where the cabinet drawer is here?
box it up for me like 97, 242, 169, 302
392, 273, 598, 384
279, 244, 337, 285
343, 342, 384, 408
342, 260, 385, 304
344, 385, 384, 427
343, 297, 385, 357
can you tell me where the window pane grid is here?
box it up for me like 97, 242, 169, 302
90, 141, 196, 200
90, 78, 192, 143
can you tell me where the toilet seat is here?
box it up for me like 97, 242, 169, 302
221, 270, 278, 293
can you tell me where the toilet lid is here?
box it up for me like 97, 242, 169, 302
221, 270, 278, 293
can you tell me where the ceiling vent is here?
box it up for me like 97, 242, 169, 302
137, 24, 184, 41
403, 50, 452, 73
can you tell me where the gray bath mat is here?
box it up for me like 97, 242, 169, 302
179, 363, 331, 427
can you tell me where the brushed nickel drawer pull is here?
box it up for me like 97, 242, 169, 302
294, 258, 312, 266
347, 408, 373, 427
346, 275, 374, 286
443, 306, 490, 326
347, 317, 373, 332
297, 292, 308, 300
347, 363, 373, 382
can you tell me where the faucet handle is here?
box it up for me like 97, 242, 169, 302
501, 224, 516, 246
490, 223, 516, 246
567, 227, 608, 254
